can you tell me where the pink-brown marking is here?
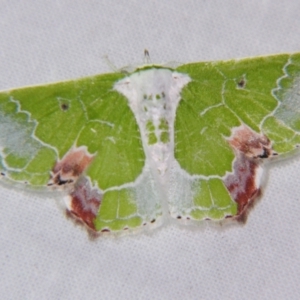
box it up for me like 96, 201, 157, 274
228, 125, 274, 159
48, 147, 101, 231
49, 147, 94, 186
224, 125, 275, 221
68, 177, 102, 231
224, 153, 261, 221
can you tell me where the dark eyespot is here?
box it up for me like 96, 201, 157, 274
61, 103, 69, 111
237, 77, 246, 88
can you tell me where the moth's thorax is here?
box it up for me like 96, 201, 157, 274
114, 68, 190, 175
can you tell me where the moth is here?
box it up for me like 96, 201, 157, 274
1, 52, 299, 235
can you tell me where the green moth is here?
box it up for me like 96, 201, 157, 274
0, 53, 299, 235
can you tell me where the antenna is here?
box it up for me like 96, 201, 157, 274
144, 49, 151, 64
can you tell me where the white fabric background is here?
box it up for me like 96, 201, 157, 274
1, 1, 300, 299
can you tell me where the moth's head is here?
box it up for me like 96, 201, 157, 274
106, 49, 182, 75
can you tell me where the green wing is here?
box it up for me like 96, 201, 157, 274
0, 72, 163, 233
1, 53, 300, 235
173, 53, 300, 221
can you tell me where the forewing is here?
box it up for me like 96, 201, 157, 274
171, 53, 300, 221
0, 72, 161, 233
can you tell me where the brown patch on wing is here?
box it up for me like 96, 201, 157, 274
48, 147, 101, 232
48, 147, 94, 186
228, 125, 274, 159
224, 125, 275, 221
224, 153, 261, 221
67, 177, 102, 231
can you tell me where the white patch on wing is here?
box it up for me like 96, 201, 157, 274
0, 112, 42, 170
114, 68, 191, 217
274, 76, 300, 128
114, 68, 190, 173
